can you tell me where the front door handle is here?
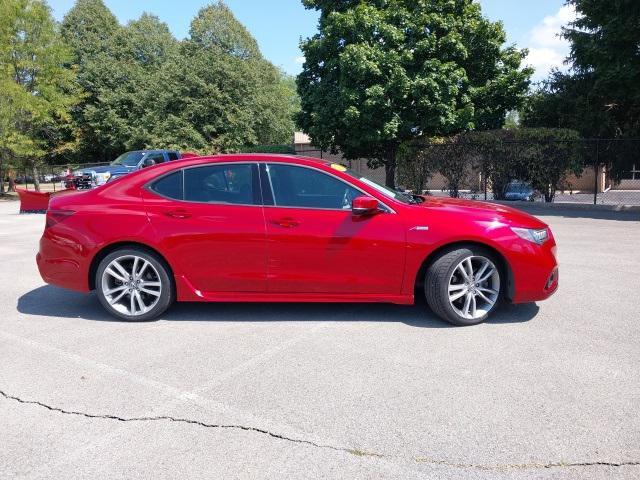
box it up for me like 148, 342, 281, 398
165, 209, 191, 219
271, 217, 300, 228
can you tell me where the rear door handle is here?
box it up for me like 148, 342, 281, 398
165, 209, 191, 219
271, 217, 300, 228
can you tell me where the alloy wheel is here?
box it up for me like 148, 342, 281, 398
447, 255, 500, 320
100, 255, 162, 316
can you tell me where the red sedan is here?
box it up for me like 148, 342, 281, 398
37, 154, 558, 326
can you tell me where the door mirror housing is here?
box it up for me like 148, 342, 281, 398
352, 196, 379, 216
142, 158, 156, 168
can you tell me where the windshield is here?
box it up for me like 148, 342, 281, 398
111, 151, 145, 167
507, 183, 530, 193
343, 169, 417, 204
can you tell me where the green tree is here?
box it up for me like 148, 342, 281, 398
522, 0, 639, 181
563, 0, 640, 138
61, 0, 123, 161
297, 0, 532, 187
151, 2, 296, 152
0, 0, 78, 191
61, 0, 296, 157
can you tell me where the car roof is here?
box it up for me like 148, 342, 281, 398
159, 153, 332, 168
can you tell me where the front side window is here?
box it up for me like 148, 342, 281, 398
167, 152, 179, 161
184, 164, 256, 204
266, 164, 360, 209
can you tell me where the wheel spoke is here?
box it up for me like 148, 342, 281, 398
465, 258, 473, 278
137, 260, 149, 279
109, 289, 128, 305
449, 289, 467, 302
478, 287, 498, 296
141, 281, 161, 287
129, 292, 136, 315
134, 290, 146, 312
470, 295, 477, 317
462, 293, 472, 317
112, 260, 130, 280
139, 286, 160, 297
132, 257, 139, 279
477, 267, 496, 284
105, 285, 126, 296
475, 261, 489, 281
476, 289, 493, 304
449, 283, 466, 292
105, 267, 127, 282
457, 264, 470, 282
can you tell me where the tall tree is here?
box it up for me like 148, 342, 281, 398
297, 0, 532, 187
0, 0, 78, 191
149, 2, 297, 152
523, 0, 640, 139
61, 0, 127, 161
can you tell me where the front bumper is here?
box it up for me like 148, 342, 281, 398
508, 239, 559, 304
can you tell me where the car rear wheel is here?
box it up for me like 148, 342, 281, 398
425, 247, 502, 326
96, 247, 174, 321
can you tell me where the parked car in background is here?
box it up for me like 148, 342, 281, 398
72, 150, 182, 189
503, 181, 538, 202
37, 154, 558, 326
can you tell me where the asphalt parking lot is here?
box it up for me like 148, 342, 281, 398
1, 200, 639, 479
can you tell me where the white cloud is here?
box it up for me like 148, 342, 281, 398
524, 5, 577, 81
294, 56, 305, 64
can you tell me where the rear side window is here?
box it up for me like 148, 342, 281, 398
145, 152, 166, 164
184, 164, 258, 204
167, 151, 179, 161
150, 171, 183, 200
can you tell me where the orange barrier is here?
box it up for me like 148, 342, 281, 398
16, 188, 52, 213
16, 188, 73, 213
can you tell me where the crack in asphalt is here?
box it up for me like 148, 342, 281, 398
2, 389, 639, 471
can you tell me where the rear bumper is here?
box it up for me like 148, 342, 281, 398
37, 230, 92, 293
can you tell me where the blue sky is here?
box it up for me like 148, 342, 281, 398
47, 0, 574, 81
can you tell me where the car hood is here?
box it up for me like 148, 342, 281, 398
78, 165, 133, 175
414, 196, 546, 228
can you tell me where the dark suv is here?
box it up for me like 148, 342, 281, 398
74, 150, 182, 189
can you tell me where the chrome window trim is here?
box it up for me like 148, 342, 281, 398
144, 160, 396, 213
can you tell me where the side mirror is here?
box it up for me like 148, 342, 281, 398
142, 158, 156, 168
352, 196, 379, 216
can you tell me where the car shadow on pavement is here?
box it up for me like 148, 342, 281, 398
17, 285, 539, 328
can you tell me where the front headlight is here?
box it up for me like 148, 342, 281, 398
511, 227, 549, 245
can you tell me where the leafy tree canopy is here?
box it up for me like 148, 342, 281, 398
523, 0, 640, 139
0, 0, 79, 189
297, 0, 532, 186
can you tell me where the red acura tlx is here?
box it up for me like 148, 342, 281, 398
37, 154, 558, 326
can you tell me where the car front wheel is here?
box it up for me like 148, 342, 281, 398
96, 247, 174, 321
425, 247, 502, 326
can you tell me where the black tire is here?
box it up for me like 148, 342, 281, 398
424, 246, 503, 326
95, 247, 175, 321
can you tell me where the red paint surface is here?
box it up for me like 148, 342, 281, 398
37, 154, 558, 305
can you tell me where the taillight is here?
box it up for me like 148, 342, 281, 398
45, 209, 75, 228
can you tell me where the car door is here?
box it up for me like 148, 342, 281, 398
262, 163, 406, 294
142, 163, 267, 293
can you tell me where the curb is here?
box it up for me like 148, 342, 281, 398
490, 200, 640, 214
